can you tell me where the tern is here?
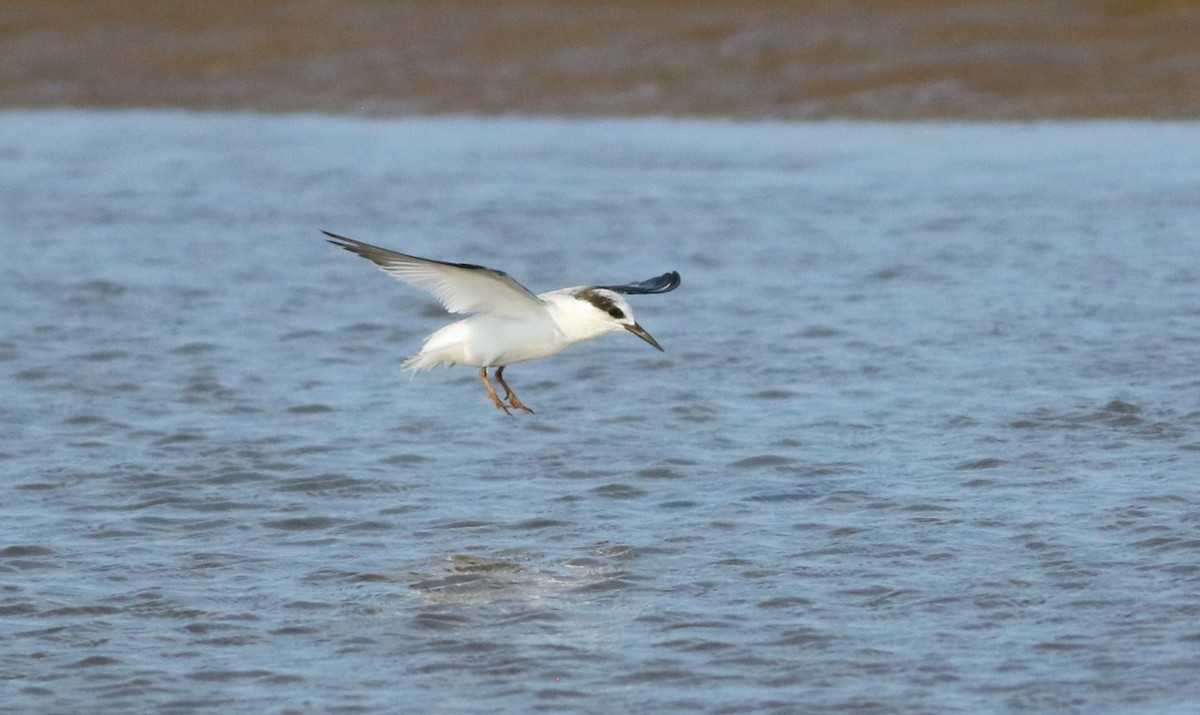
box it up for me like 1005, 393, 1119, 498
323, 231, 680, 415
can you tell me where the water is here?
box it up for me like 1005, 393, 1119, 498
2, 111, 1199, 713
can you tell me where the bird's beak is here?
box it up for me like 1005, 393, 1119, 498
624, 322, 664, 352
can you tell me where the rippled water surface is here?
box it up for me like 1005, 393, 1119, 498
3, 112, 1200, 713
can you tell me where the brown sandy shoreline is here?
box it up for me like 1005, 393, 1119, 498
2, 1, 1198, 119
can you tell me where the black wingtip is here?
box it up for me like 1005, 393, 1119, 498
322, 230, 370, 257
601, 271, 681, 295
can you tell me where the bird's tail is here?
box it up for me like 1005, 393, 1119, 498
402, 321, 469, 372
401, 352, 447, 372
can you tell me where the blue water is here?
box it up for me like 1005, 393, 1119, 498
2, 112, 1199, 713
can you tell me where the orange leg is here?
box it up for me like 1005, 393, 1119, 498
495, 366, 534, 413
479, 368, 511, 415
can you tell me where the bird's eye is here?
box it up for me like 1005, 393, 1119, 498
608, 307, 625, 319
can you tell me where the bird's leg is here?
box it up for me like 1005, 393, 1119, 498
495, 366, 534, 413
479, 368, 512, 415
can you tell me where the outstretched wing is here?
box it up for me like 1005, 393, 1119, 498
323, 231, 546, 317
599, 271, 681, 295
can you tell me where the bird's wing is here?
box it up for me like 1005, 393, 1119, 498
598, 271, 681, 295
323, 231, 546, 317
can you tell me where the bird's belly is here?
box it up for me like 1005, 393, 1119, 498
428, 315, 565, 368
477, 316, 566, 366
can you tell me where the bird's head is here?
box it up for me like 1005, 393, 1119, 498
571, 288, 664, 351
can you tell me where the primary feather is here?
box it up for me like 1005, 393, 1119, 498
599, 271, 682, 295
322, 231, 545, 318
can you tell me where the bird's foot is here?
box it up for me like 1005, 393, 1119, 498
505, 394, 535, 414
480, 368, 514, 416
494, 366, 534, 414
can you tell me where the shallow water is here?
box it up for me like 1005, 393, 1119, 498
2, 112, 1200, 713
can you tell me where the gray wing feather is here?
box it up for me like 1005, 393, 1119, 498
323, 231, 545, 317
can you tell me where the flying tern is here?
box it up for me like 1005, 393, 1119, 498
323, 231, 680, 414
